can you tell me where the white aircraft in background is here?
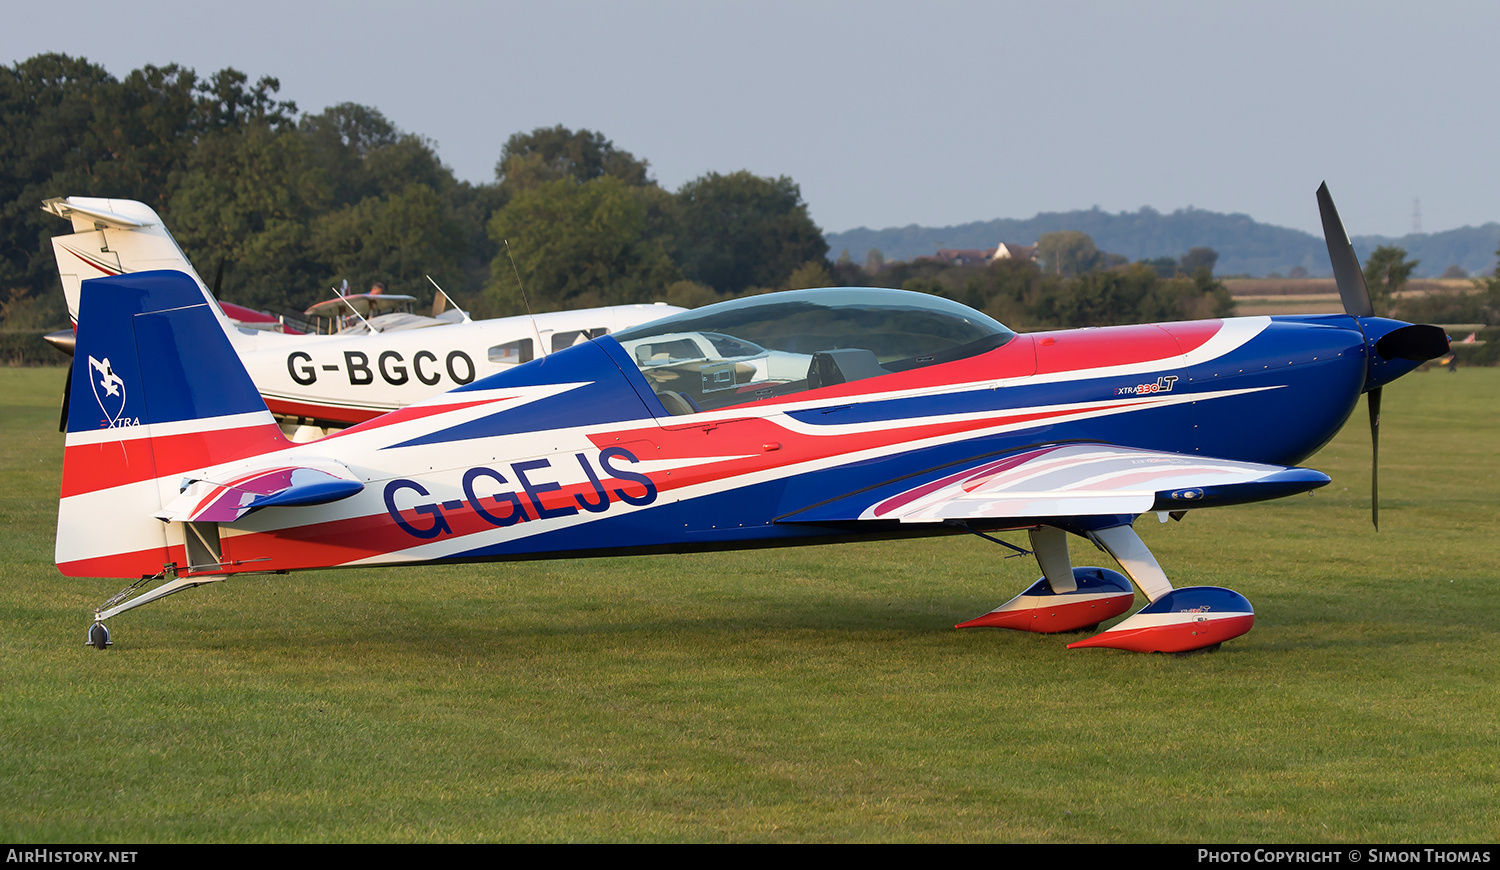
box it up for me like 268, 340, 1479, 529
44, 197, 685, 438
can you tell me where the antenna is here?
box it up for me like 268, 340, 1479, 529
425, 275, 472, 323
504, 239, 547, 359
333, 284, 379, 334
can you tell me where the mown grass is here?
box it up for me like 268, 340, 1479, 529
1, 366, 1497, 842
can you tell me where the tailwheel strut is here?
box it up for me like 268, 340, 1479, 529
86, 562, 226, 651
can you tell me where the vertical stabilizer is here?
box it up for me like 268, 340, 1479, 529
57, 271, 289, 578
43, 197, 246, 349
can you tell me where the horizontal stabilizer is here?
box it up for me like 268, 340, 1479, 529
155, 464, 363, 524
783, 444, 1329, 524
42, 197, 151, 229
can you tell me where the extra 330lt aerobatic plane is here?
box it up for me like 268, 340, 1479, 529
59, 185, 1449, 653
44, 197, 684, 433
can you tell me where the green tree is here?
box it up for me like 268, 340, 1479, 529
1142, 256, 1178, 278
485, 175, 678, 313
1362, 245, 1418, 316
1036, 231, 1103, 277
164, 123, 332, 310
0, 56, 211, 319
0, 56, 306, 316
311, 183, 464, 299
194, 68, 298, 133
1, 54, 116, 316
1180, 246, 1219, 275
785, 259, 832, 290
496, 125, 651, 193
672, 171, 828, 296
660, 280, 720, 309
301, 103, 452, 205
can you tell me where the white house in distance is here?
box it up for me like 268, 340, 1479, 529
920, 241, 1038, 266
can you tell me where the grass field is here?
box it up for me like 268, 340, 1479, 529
2, 365, 1497, 843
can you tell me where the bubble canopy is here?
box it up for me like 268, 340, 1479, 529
608, 287, 1016, 415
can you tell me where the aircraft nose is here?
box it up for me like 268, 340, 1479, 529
1357, 317, 1451, 391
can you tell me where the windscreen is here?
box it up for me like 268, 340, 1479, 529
610, 288, 1014, 415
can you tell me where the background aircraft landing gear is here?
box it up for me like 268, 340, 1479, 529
86, 622, 111, 650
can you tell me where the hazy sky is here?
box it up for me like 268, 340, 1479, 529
6, 1, 1497, 237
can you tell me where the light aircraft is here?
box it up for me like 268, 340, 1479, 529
44, 197, 684, 432
58, 185, 1448, 653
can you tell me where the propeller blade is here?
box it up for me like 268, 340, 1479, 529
58, 363, 72, 434
212, 258, 226, 297
1369, 386, 1381, 531
1317, 182, 1374, 318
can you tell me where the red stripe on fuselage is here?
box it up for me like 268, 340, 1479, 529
1034, 323, 1185, 375
58, 542, 181, 579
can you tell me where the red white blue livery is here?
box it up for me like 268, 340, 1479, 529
59, 185, 1449, 653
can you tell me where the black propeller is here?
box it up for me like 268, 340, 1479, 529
1316, 182, 1384, 529
58, 363, 72, 434
1317, 183, 1374, 319
42, 330, 77, 433
1316, 182, 1450, 530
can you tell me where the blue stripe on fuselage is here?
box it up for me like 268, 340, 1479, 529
386, 339, 658, 448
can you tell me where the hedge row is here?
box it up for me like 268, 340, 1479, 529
0, 332, 70, 367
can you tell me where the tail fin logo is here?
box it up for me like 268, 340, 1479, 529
87, 355, 130, 427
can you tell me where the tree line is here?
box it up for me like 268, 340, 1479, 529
0, 54, 830, 328
2, 52, 1273, 339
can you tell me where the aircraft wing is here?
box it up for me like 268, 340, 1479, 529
155, 463, 364, 524
782, 444, 1330, 524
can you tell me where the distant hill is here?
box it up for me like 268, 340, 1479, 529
826, 207, 1500, 278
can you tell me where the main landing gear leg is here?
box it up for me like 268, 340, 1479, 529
1066, 522, 1255, 653
956, 521, 1256, 653
955, 526, 1135, 633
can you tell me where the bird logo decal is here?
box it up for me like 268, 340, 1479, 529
88, 355, 128, 427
